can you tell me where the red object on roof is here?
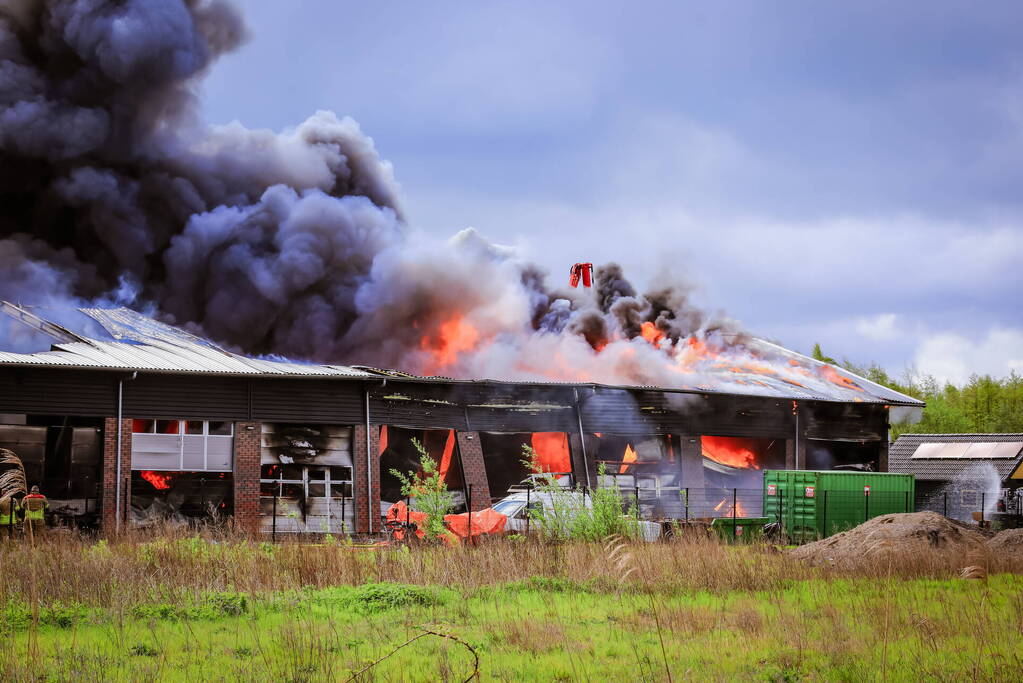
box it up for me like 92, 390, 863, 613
570, 263, 593, 288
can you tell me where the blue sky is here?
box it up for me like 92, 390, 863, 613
200, 1, 1022, 384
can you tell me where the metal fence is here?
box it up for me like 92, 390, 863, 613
257, 480, 995, 544
477, 484, 916, 544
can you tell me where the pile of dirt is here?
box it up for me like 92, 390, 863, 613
790, 511, 986, 569
988, 528, 1023, 554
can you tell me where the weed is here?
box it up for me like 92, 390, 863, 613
128, 643, 159, 657
389, 438, 455, 540
344, 582, 445, 613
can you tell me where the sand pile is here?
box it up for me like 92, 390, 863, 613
988, 528, 1023, 554
790, 511, 986, 569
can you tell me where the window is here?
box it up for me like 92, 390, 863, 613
131, 420, 234, 472
132, 419, 155, 434
156, 420, 179, 434
260, 465, 352, 500
209, 421, 233, 436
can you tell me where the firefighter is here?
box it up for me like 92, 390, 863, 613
0, 495, 18, 539
22, 485, 48, 536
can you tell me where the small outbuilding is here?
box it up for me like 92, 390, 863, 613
889, 433, 1023, 520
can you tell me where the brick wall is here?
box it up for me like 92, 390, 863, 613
233, 422, 261, 534
456, 431, 491, 510
101, 417, 132, 534
352, 424, 381, 534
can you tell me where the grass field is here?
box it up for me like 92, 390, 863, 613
0, 532, 1020, 681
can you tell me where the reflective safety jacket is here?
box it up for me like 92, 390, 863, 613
22, 493, 47, 521
0, 496, 18, 526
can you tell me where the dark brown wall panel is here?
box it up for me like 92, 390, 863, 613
368, 397, 467, 429
691, 396, 795, 438
0, 368, 116, 416
124, 374, 249, 420
465, 406, 577, 432
802, 402, 886, 441
251, 379, 364, 424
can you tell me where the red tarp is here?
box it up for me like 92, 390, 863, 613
384, 501, 508, 542
384, 501, 429, 540
444, 508, 508, 539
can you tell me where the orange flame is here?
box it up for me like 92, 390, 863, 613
419, 316, 480, 374
619, 444, 637, 474
701, 436, 760, 470
713, 497, 749, 517
819, 365, 863, 392
639, 322, 665, 348
141, 470, 174, 490
530, 432, 571, 473
438, 429, 455, 480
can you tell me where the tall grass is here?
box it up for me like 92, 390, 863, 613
0, 523, 1019, 612
0, 526, 1020, 681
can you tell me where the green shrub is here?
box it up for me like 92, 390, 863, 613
132, 603, 181, 621
204, 591, 248, 617
389, 438, 455, 540
128, 643, 159, 657
41, 603, 91, 628
344, 582, 445, 613
521, 450, 641, 541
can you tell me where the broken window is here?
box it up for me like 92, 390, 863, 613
378, 426, 467, 512
591, 434, 682, 517
259, 424, 354, 534
805, 440, 879, 471
131, 471, 233, 526
479, 432, 574, 500
0, 415, 102, 527
593, 434, 677, 485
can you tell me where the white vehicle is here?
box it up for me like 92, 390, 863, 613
491, 476, 660, 540
492, 487, 591, 534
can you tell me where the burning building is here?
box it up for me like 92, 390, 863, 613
0, 0, 926, 533
0, 303, 923, 533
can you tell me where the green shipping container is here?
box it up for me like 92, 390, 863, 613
763, 470, 915, 542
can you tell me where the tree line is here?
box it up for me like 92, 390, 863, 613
811, 343, 1023, 438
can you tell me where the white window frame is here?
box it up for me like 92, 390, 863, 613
131, 420, 234, 472
260, 465, 352, 500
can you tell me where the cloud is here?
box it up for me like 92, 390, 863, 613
913, 327, 1023, 384
853, 313, 900, 341
200, 1, 1023, 379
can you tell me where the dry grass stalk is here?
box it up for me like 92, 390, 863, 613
0, 448, 27, 501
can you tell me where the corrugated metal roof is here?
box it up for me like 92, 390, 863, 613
365, 351, 925, 406
0, 305, 926, 405
0, 306, 376, 378
889, 433, 1023, 482
0, 341, 375, 377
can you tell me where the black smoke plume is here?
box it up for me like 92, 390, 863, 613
0, 0, 759, 389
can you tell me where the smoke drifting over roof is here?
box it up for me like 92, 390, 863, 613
0, 1, 880, 399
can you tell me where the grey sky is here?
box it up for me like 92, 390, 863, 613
200, 1, 1022, 383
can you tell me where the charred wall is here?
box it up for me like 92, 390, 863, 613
0, 367, 892, 446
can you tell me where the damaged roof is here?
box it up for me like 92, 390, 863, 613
0, 303, 925, 406
888, 433, 1023, 482
0, 304, 375, 378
